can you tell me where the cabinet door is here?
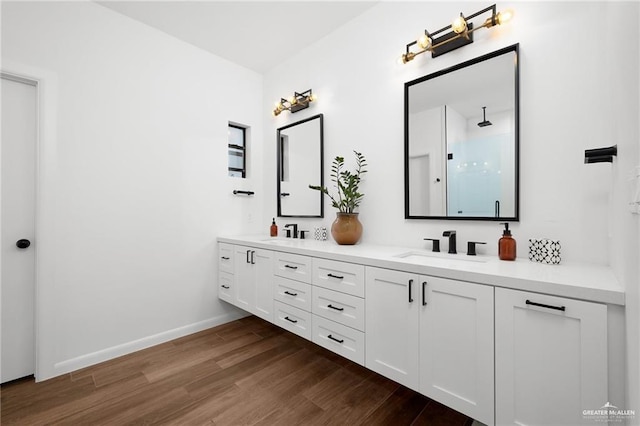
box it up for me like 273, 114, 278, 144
233, 246, 254, 312
365, 267, 419, 390
253, 249, 274, 322
420, 277, 494, 426
495, 288, 608, 426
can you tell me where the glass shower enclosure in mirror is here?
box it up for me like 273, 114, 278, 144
277, 114, 324, 217
405, 44, 519, 220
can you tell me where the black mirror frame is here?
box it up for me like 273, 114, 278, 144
277, 113, 324, 218
404, 43, 520, 221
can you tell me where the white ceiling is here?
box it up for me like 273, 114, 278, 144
97, 1, 378, 74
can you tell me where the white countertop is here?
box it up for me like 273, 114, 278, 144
217, 235, 625, 306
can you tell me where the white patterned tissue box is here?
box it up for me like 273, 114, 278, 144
314, 227, 328, 241
528, 238, 561, 265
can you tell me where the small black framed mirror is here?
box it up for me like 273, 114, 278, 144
277, 114, 324, 218
404, 44, 519, 221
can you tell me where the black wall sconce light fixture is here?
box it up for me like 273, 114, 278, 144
584, 145, 618, 164
273, 89, 317, 116
400, 4, 513, 64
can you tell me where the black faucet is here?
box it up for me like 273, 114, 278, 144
442, 230, 457, 254
284, 224, 298, 239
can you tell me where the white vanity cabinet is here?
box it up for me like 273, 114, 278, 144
217, 237, 623, 426
495, 288, 608, 426
365, 267, 494, 425
233, 245, 274, 322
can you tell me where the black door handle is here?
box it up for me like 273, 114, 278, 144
408, 279, 414, 303
526, 300, 566, 311
327, 334, 344, 344
422, 281, 428, 306
16, 239, 31, 249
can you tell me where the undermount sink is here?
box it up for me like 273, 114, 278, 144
393, 251, 488, 263
260, 238, 291, 245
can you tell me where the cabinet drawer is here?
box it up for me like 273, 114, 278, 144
274, 301, 312, 340
218, 243, 234, 274
312, 315, 365, 366
274, 252, 312, 283
218, 271, 235, 304
274, 276, 312, 312
312, 286, 364, 331
312, 258, 364, 297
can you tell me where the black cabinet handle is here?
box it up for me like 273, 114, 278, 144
250, 250, 255, 264
422, 281, 427, 306
327, 304, 344, 312
327, 273, 344, 280
246, 250, 250, 264
408, 279, 414, 303
221, 256, 230, 260
284, 316, 298, 323
327, 334, 344, 344
284, 264, 298, 270
284, 291, 298, 296
221, 285, 230, 289
526, 300, 566, 311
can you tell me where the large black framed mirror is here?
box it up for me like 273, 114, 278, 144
404, 44, 519, 220
277, 114, 324, 217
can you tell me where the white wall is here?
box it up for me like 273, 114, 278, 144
1, 1, 263, 380
263, 0, 639, 413
263, 1, 623, 263
604, 1, 640, 417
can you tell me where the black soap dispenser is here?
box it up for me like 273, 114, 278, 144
498, 223, 516, 261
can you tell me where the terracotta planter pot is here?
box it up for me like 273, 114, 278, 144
331, 212, 363, 245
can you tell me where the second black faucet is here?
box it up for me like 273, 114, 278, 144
442, 230, 457, 254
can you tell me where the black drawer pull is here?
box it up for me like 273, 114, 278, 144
327, 273, 344, 280
246, 250, 251, 264
284, 316, 298, 323
422, 281, 427, 306
408, 279, 414, 303
327, 334, 344, 344
525, 300, 566, 311
284, 291, 298, 296
284, 264, 298, 270
221, 256, 230, 260
221, 285, 230, 289
327, 304, 344, 312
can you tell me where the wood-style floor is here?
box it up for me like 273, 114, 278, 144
1, 316, 473, 425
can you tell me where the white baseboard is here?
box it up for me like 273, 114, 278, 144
49, 311, 249, 380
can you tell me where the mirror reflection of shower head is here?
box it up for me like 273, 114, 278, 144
478, 106, 492, 127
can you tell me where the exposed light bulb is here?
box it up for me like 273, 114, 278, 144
400, 51, 416, 64
417, 33, 432, 50
288, 96, 296, 105
496, 9, 514, 25
451, 15, 467, 34
309, 93, 317, 102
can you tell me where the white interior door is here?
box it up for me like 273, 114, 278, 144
1, 74, 37, 383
